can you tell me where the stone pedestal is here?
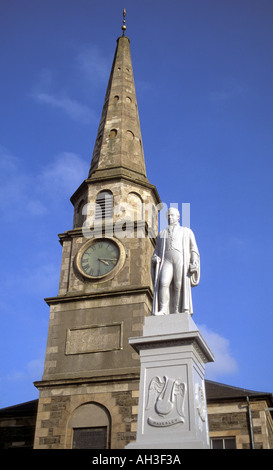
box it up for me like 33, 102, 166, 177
126, 314, 214, 449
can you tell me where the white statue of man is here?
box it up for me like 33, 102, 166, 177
151, 207, 200, 315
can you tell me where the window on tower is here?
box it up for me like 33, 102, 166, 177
76, 199, 87, 228
95, 190, 113, 221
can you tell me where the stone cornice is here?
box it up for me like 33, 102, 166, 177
58, 221, 157, 245
70, 170, 161, 206
44, 285, 153, 306
34, 368, 140, 391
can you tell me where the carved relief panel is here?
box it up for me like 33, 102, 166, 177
146, 375, 187, 428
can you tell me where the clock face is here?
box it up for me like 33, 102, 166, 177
80, 239, 120, 278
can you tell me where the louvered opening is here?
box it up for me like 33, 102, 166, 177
95, 191, 113, 220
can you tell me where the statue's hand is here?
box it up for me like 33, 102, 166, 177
152, 255, 161, 264
189, 261, 198, 273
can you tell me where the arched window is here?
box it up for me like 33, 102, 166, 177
127, 192, 143, 221
95, 190, 113, 221
76, 199, 86, 227
68, 402, 111, 449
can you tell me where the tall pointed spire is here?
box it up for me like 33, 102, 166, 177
88, 17, 148, 183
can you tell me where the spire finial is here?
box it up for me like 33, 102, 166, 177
121, 8, 126, 36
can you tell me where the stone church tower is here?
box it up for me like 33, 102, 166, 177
34, 24, 161, 449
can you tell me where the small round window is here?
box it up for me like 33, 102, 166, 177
109, 129, 117, 139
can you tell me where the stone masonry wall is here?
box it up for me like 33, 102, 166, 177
34, 380, 139, 449
208, 399, 273, 449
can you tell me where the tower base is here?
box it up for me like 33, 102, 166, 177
126, 313, 214, 449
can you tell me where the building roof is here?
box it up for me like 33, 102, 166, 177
0, 399, 38, 417
205, 379, 273, 404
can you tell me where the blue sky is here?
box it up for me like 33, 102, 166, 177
0, 0, 272, 408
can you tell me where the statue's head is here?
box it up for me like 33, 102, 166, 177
167, 207, 180, 226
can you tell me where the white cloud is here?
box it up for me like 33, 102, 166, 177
33, 91, 97, 124
6, 358, 44, 383
76, 44, 110, 83
0, 356, 43, 407
135, 79, 153, 94
0, 146, 19, 172
0, 146, 46, 218
0, 146, 89, 218
2, 257, 60, 297
198, 324, 238, 380
19, 263, 60, 296
39, 152, 89, 198
31, 47, 108, 124
26, 199, 48, 216
209, 78, 249, 103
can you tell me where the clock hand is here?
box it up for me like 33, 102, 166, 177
99, 258, 118, 262
98, 258, 110, 266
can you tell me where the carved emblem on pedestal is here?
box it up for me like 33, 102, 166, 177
195, 383, 207, 431
145, 375, 187, 427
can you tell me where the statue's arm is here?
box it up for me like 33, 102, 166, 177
152, 236, 162, 264
189, 230, 200, 274
152, 253, 161, 264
